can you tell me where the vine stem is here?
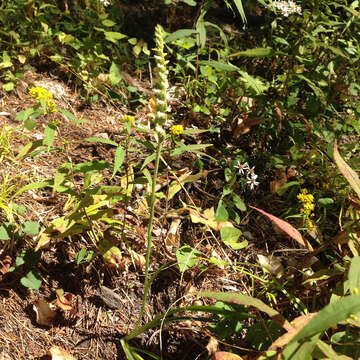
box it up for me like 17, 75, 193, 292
135, 135, 163, 327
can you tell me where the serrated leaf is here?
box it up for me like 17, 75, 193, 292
112, 145, 125, 178
334, 140, 360, 199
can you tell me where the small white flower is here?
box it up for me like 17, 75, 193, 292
99, 0, 111, 6
235, 162, 250, 175
247, 174, 259, 190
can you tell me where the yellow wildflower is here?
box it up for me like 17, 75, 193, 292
29, 86, 57, 113
170, 124, 184, 136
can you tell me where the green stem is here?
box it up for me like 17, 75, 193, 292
135, 134, 163, 327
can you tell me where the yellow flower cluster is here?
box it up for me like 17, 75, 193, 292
170, 124, 184, 136
29, 87, 57, 113
297, 188, 315, 230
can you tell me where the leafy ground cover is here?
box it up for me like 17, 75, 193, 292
0, 0, 360, 359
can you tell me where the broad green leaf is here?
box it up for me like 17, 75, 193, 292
318, 198, 334, 206
109, 62, 122, 86
16, 108, 35, 122
112, 145, 125, 178
21, 270, 42, 290
250, 206, 313, 251
220, 227, 247, 250
176, 245, 202, 272
165, 29, 199, 43
333, 140, 360, 199
104, 31, 127, 43
230, 47, 274, 58
216, 201, 228, 221
85, 137, 118, 147
348, 256, 360, 294
22, 221, 41, 236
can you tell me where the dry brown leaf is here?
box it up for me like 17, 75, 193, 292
165, 218, 181, 249
128, 249, 146, 269
0, 352, 11, 360
48, 346, 76, 360
55, 289, 73, 311
206, 337, 219, 355
0, 254, 12, 276
33, 299, 57, 326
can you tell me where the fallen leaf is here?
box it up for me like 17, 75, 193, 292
257, 254, 284, 276
48, 346, 76, 360
0, 254, 12, 276
206, 337, 219, 355
55, 289, 73, 311
33, 299, 57, 326
128, 249, 146, 269
98, 239, 122, 268
165, 218, 181, 249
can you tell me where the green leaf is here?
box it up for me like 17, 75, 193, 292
20, 270, 42, 290
182, 0, 196, 5
14, 181, 50, 197
58, 108, 87, 124
333, 140, 360, 199
22, 221, 40, 236
112, 145, 125, 178
232, 0, 247, 23
318, 198, 334, 206
216, 201, 228, 221
232, 194, 246, 211
85, 137, 118, 147
238, 70, 268, 95
76, 248, 87, 264
24, 118, 37, 131
72, 160, 111, 174
165, 29, 199, 43
102, 19, 116, 27
3, 82, 14, 91
141, 153, 156, 171
104, 31, 127, 43
230, 47, 274, 58
292, 294, 360, 343
176, 245, 202, 272
44, 123, 56, 149
0, 224, 11, 240
348, 257, 360, 294
198, 60, 240, 72
199, 291, 285, 321
109, 62, 122, 86
221, 227, 247, 250
16, 108, 35, 122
